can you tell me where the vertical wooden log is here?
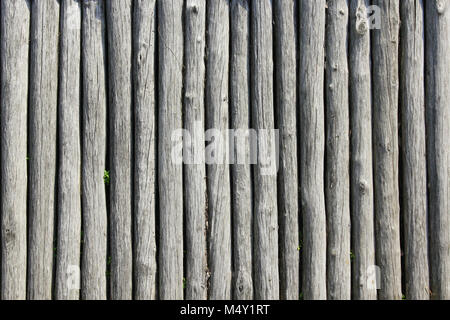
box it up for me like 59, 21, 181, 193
299, 0, 327, 300
325, 0, 351, 300
55, 0, 82, 300
348, 0, 377, 300
0, 0, 30, 300
425, 0, 450, 300
105, 0, 133, 300
184, 0, 208, 300
27, 0, 60, 300
158, 0, 184, 300
81, 0, 108, 300
206, 0, 232, 300
230, 0, 253, 300
273, 0, 299, 300
371, 0, 402, 300
251, 0, 280, 300
400, 0, 430, 300
133, 0, 157, 300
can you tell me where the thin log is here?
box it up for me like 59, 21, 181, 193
81, 0, 108, 300
55, 0, 82, 300
27, 0, 60, 300
0, 0, 30, 300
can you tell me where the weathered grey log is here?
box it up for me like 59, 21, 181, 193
325, 0, 351, 300
251, 0, 280, 300
325, 0, 352, 301
425, 0, 450, 300
105, 0, 133, 300
299, 0, 327, 300
184, 0, 208, 300
0, 0, 30, 300
133, 0, 157, 300
27, 0, 60, 300
230, 0, 253, 300
273, 0, 299, 301
348, 0, 377, 300
55, 0, 82, 300
400, 0, 430, 300
206, 0, 232, 300
81, 0, 108, 300
371, 0, 402, 300
158, 0, 184, 300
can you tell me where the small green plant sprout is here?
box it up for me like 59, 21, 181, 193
183, 277, 186, 289
299, 292, 304, 300
402, 294, 406, 300
107, 256, 112, 265
350, 250, 356, 260
103, 170, 110, 185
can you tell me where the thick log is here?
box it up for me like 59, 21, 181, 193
299, 0, 327, 300
400, 0, 430, 300
184, 0, 208, 300
273, 0, 299, 300
251, 0, 280, 300
55, 0, 82, 300
0, 0, 30, 300
325, 0, 351, 300
230, 0, 253, 300
348, 0, 377, 300
81, 0, 108, 300
206, 0, 232, 300
371, 0, 402, 300
425, 0, 450, 300
158, 0, 184, 300
27, 0, 60, 300
133, 0, 157, 300
105, 0, 133, 300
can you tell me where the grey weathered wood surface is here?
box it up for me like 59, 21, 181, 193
0, 0, 449, 301
105, 0, 133, 300
55, 0, 82, 301
206, 0, 232, 300
0, 0, 30, 300
273, 0, 299, 301
27, 0, 60, 300
299, 0, 327, 300
230, 0, 253, 301
184, 0, 208, 300
400, 0, 430, 300
158, 0, 184, 300
133, 0, 157, 301
81, 0, 108, 300
348, 0, 377, 300
371, 0, 402, 300
251, 0, 280, 300
425, 0, 450, 300
325, 0, 351, 300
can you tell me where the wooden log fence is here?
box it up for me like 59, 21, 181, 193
0, 0, 448, 300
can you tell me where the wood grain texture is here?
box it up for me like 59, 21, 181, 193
205, 0, 232, 300
0, 0, 30, 300
273, 0, 299, 301
251, 0, 280, 300
184, 0, 208, 300
325, 0, 351, 300
400, 0, 430, 300
230, 0, 253, 301
133, 0, 157, 300
81, 0, 108, 300
55, 0, 82, 300
371, 0, 402, 300
105, 0, 133, 300
348, 0, 377, 300
425, 0, 450, 300
158, 0, 184, 300
299, 0, 327, 300
27, 0, 60, 300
